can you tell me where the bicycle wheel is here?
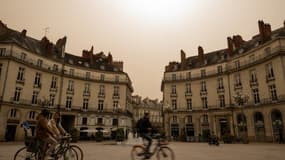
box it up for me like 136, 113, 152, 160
70, 145, 84, 160
14, 147, 36, 160
58, 147, 78, 160
156, 146, 174, 160
131, 146, 145, 160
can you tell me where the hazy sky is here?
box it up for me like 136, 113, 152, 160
1, 0, 285, 100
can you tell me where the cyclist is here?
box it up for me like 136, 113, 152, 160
36, 109, 58, 159
48, 112, 69, 137
137, 112, 153, 159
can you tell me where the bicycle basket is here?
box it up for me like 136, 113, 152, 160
25, 136, 38, 152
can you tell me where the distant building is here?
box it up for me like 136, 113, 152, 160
132, 95, 163, 131
0, 21, 133, 141
161, 20, 285, 142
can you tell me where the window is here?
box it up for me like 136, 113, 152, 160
49, 94, 55, 106
252, 88, 260, 104
82, 117, 87, 125
83, 98, 89, 110
219, 95, 225, 108
173, 116, 177, 123
217, 65, 223, 74
201, 69, 206, 77
172, 74, 176, 80
37, 59, 43, 67
235, 60, 240, 69
201, 81, 207, 92
97, 118, 103, 125
65, 96, 72, 109
112, 118, 118, 126
0, 63, 2, 79
185, 83, 191, 94
217, 78, 224, 89
250, 69, 258, 83
202, 97, 208, 109
114, 86, 119, 96
34, 72, 41, 86
269, 84, 278, 101
14, 87, 22, 101
266, 63, 274, 79
17, 67, 25, 81
9, 109, 17, 118
186, 99, 192, 110
171, 85, 176, 94
51, 76, 57, 89
84, 83, 90, 94
171, 99, 177, 110
0, 48, 6, 56
187, 115, 192, 124
203, 115, 208, 123
31, 91, 39, 105
29, 111, 36, 119
53, 64, 58, 71
98, 100, 104, 111
186, 72, 191, 80
20, 52, 26, 61
69, 69, 74, 76
67, 80, 74, 91
113, 101, 118, 111
100, 74, 105, 81
99, 85, 105, 96
235, 74, 242, 86
86, 72, 90, 79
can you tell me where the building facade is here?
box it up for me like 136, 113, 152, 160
0, 21, 133, 141
161, 20, 285, 142
132, 95, 163, 131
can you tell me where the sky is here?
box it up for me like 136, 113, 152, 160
1, 0, 285, 100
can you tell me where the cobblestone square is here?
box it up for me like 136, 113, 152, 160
1, 141, 285, 160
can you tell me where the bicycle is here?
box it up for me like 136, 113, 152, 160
131, 134, 175, 160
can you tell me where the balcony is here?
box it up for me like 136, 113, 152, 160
217, 87, 225, 93
98, 93, 105, 98
83, 91, 90, 97
33, 83, 42, 89
249, 80, 258, 87
16, 79, 25, 85
200, 90, 207, 96
170, 93, 177, 97
66, 89, 74, 95
50, 87, 58, 92
266, 75, 275, 82
185, 92, 192, 97
234, 83, 242, 90
113, 94, 120, 99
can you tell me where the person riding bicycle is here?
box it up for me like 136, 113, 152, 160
136, 112, 153, 158
36, 109, 58, 158
48, 112, 69, 138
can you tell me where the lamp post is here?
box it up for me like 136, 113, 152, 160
233, 92, 249, 143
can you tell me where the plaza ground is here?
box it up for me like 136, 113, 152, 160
0, 141, 285, 160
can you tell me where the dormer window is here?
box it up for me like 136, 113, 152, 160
84, 62, 89, 67
100, 65, 105, 70
238, 48, 244, 54
68, 59, 74, 64
254, 42, 259, 47
78, 61, 82, 64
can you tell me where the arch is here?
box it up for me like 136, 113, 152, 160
271, 109, 284, 142
253, 111, 265, 142
7, 108, 21, 119
236, 112, 248, 140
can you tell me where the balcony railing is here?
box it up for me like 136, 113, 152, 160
16, 79, 25, 85
249, 80, 258, 87
112, 94, 120, 99
185, 92, 192, 97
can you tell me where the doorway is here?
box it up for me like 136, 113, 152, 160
5, 125, 17, 141
61, 115, 75, 132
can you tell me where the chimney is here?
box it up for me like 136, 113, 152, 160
113, 61, 123, 71
264, 24, 272, 40
107, 52, 113, 64
198, 46, 204, 64
21, 29, 27, 37
180, 49, 186, 69
258, 20, 265, 41
258, 20, 272, 42
55, 36, 67, 57
232, 35, 245, 49
227, 37, 234, 56
89, 46, 94, 65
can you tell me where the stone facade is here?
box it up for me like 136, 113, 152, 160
161, 20, 285, 142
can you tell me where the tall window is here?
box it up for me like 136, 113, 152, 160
114, 86, 119, 96
201, 81, 207, 92
84, 83, 90, 94
65, 96, 72, 109
187, 115, 192, 124
217, 65, 223, 74
113, 101, 119, 111
202, 97, 208, 109
186, 99, 192, 110
34, 72, 41, 86
97, 118, 103, 125
266, 63, 275, 79
250, 69, 258, 83
235, 74, 242, 86
201, 69, 206, 77
49, 94, 55, 106
99, 85, 105, 95
31, 91, 39, 105
10, 109, 17, 118
82, 117, 88, 125
51, 76, 57, 89
269, 84, 278, 101
0, 48, 6, 56
17, 67, 25, 81
252, 88, 260, 104
171, 99, 177, 110
235, 60, 240, 69
217, 78, 224, 89
37, 59, 43, 67
219, 95, 225, 108
69, 69, 74, 76
112, 118, 118, 126
29, 111, 36, 119
98, 100, 104, 111
83, 98, 89, 110
171, 85, 176, 94
14, 87, 22, 101
67, 80, 74, 91
185, 83, 191, 94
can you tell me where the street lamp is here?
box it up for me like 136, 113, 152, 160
233, 92, 249, 143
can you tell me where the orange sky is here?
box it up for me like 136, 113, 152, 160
1, 0, 285, 100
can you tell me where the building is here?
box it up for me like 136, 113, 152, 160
161, 20, 285, 142
132, 95, 163, 132
0, 21, 133, 141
